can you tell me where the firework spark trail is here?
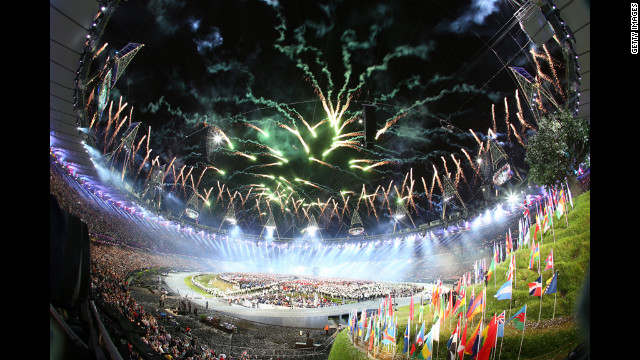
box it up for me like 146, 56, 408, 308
375, 112, 407, 139
243, 122, 269, 137
421, 176, 432, 210
107, 98, 129, 148
510, 123, 526, 147
441, 156, 450, 178
334, 131, 364, 140
469, 129, 483, 146
309, 157, 337, 170
432, 165, 443, 196
215, 181, 225, 205
163, 157, 176, 183
461, 148, 480, 176
102, 101, 114, 147
279, 124, 309, 153
491, 104, 497, 134
530, 48, 554, 84
233, 151, 257, 161
503, 97, 512, 142
195, 167, 208, 190
515, 90, 535, 131
543, 44, 565, 98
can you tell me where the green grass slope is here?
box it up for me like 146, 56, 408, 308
330, 191, 590, 360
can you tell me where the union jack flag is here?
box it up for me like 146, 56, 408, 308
496, 311, 506, 338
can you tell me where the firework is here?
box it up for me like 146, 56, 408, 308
375, 112, 407, 139
504, 97, 511, 142
491, 104, 497, 134
244, 122, 269, 137
510, 123, 526, 147
469, 129, 482, 145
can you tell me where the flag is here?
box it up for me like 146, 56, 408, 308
382, 319, 395, 345
477, 314, 498, 360
415, 322, 425, 345
556, 189, 565, 219
566, 182, 574, 209
496, 311, 506, 338
432, 314, 441, 342
369, 325, 374, 350
466, 288, 475, 318
494, 280, 512, 300
543, 271, 558, 295
544, 249, 554, 271
404, 319, 410, 354
528, 275, 542, 296
446, 322, 459, 360
506, 253, 515, 281
464, 321, 481, 356
457, 319, 468, 359
542, 207, 550, 233
529, 242, 540, 269
410, 294, 415, 320
467, 287, 484, 321
508, 304, 527, 330
487, 256, 496, 282
453, 287, 466, 316
422, 327, 434, 360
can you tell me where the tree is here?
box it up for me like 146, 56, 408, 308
525, 109, 589, 188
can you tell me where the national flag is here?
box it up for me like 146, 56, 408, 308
457, 319, 468, 359
382, 319, 395, 345
410, 294, 415, 320
542, 207, 550, 233
477, 314, 498, 360
369, 325, 374, 350
508, 304, 527, 330
466, 288, 475, 318
444, 290, 453, 319
534, 213, 541, 240
415, 321, 425, 345
543, 271, 558, 295
464, 321, 481, 355
529, 242, 540, 270
453, 288, 465, 316
432, 314, 441, 342
404, 319, 410, 354
487, 256, 496, 282
494, 280, 512, 300
565, 182, 574, 209
555, 189, 565, 219
496, 311, 506, 338
422, 326, 434, 360
506, 253, 515, 281
544, 249, 554, 271
466, 287, 484, 321
446, 322, 459, 360
528, 275, 542, 296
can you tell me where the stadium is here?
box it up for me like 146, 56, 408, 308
50, 0, 590, 359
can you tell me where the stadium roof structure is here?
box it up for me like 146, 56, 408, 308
51, 0, 589, 242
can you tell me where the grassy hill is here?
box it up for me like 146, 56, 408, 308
329, 191, 590, 360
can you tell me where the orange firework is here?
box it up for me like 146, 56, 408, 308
491, 104, 497, 134
461, 148, 480, 176
244, 122, 269, 137
375, 112, 407, 139
543, 44, 564, 98
469, 129, 482, 145
510, 123, 526, 147
504, 97, 511, 141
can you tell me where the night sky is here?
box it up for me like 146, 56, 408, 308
98, 0, 550, 237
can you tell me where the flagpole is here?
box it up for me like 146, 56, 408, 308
517, 306, 527, 360
552, 272, 558, 320
538, 274, 543, 324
